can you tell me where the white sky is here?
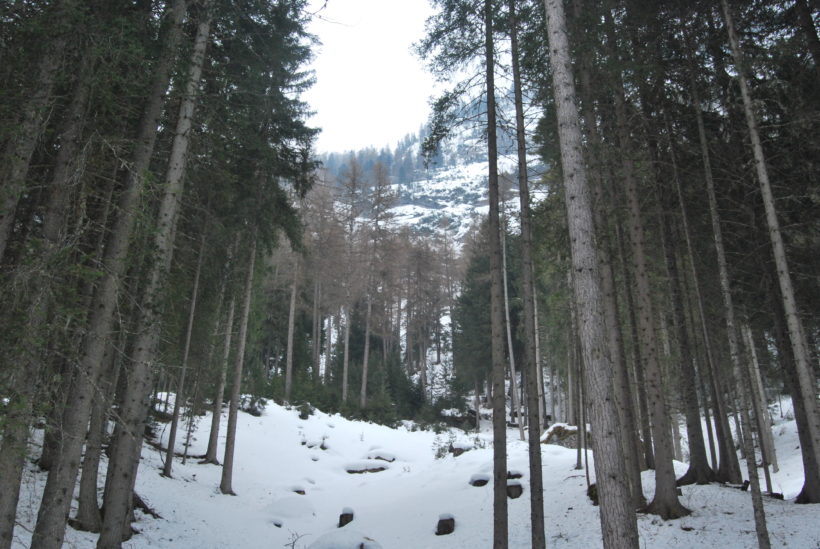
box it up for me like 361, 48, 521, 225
303, 0, 437, 154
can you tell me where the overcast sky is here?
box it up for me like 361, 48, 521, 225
303, 0, 437, 154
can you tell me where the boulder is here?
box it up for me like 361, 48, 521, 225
507, 480, 523, 499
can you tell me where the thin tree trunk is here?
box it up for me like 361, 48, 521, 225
204, 296, 236, 464
324, 314, 333, 383
311, 280, 321, 380
742, 322, 778, 473
97, 9, 211, 546
542, 1, 640, 546
360, 293, 373, 408
220, 236, 257, 495
483, 3, 508, 546
342, 306, 351, 403
722, 0, 820, 499
163, 232, 206, 477
202, 234, 239, 464
285, 255, 300, 401
24, 4, 188, 548
501, 222, 524, 440
508, 4, 546, 540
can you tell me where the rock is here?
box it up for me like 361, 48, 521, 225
469, 473, 490, 487
436, 514, 455, 535
507, 470, 523, 480
507, 480, 523, 499
338, 508, 354, 528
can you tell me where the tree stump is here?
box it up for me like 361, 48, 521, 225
436, 514, 455, 535
338, 508, 354, 528
507, 481, 523, 499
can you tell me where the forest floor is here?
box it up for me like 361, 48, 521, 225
13, 397, 820, 548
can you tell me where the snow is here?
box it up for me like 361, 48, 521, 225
307, 529, 383, 549
12, 397, 820, 548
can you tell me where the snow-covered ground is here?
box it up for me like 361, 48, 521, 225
13, 398, 820, 548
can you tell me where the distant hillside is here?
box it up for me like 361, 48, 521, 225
318, 124, 544, 241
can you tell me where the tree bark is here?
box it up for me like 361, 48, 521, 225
542, 1, 640, 546
220, 236, 257, 495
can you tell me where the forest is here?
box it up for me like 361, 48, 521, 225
0, 0, 818, 548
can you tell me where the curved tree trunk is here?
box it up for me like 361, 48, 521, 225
542, 0, 640, 546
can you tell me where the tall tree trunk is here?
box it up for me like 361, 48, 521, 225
573, 0, 643, 503
324, 314, 333, 383
285, 255, 300, 401
96, 9, 211, 546
163, 233, 206, 477
542, 1, 640, 546
483, 2, 508, 546
603, 8, 687, 519
220, 236, 257, 495
508, 2, 546, 542
722, 0, 820, 499
23, 4, 187, 548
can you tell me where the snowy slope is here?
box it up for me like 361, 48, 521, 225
13, 398, 820, 548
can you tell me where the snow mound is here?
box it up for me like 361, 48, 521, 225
266, 496, 315, 518
365, 449, 396, 462
307, 529, 383, 549
345, 460, 388, 474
